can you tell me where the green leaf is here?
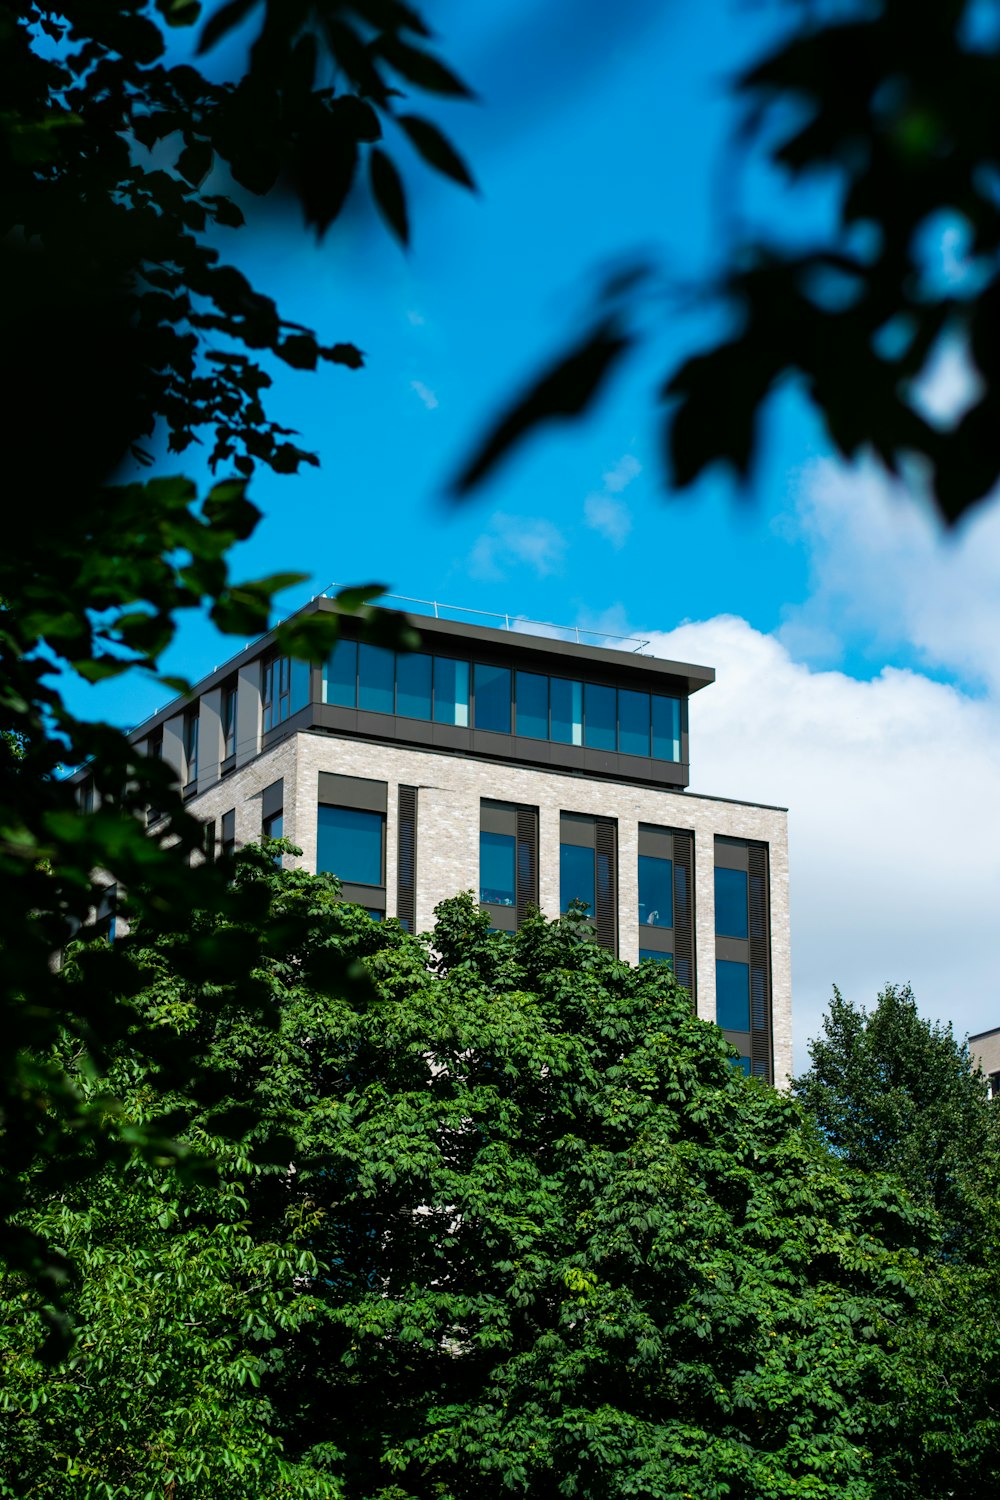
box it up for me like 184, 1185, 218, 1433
398, 114, 476, 190
369, 149, 409, 247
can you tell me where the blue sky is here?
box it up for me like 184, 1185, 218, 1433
64, 1, 1000, 1063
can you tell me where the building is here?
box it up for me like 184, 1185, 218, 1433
969, 1028, 1000, 1099
126, 598, 792, 1085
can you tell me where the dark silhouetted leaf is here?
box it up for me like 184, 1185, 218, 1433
321, 342, 365, 368
451, 325, 633, 495
369, 148, 409, 246
177, 138, 213, 188
399, 114, 476, 190
376, 34, 473, 97
197, 0, 258, 54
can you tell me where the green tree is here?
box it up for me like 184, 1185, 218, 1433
0, 0, 472, 1295
794, 983, 1000, 1262
455, 0, 1000, 527
4, 855, 998, 1497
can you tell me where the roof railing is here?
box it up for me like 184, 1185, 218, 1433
317, 585, 651, 655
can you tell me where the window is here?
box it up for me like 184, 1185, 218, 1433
560, 812, 617, 951
638, 853, 672, 929
358, 644, 394, 714
317, 805, 383, 886
652, 695, 681, 761
220, 679, 237, 765
433, 657, 470, 726
397, 653, 432, 720
78, 777, 95, 814
716, 959, 750, 1031
551, 678, 583, 746
715, 866, 748, 939
583, 682, 615, 750
183, 707, 199, 787
515, 671, 548, 739
316, 637, 683, 765
221, 808, 236, 857
636, 826, 692, 987
324, 639, 357, 706
262, 655, 309, 731
619, 689, 651, 757
317, 773, 387, 917
262, 778, 284, 859
714, 837, 772, 1082
474, 663, 511, 733
481, 830, 516, 906
639, 949, 673, 965
203, 819, 216, 862
989, 1071, 1000, 1101
480, 800, 538, 932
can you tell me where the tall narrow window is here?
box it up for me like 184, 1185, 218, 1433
651, 695, 681, 761
318, 772, 387, 917
324, 639, 357, 707
715, 837, 772, 1082
221, 679, 237, 765
560, 812, 617, 952
397, 654, 432, 720
618, 690, 650, 757
262, 778, 284, 863
551, 678, 583, 746
433, 657, 470, 726
358, 644, 394, 714
474, 663, 511, 733
481, 800, 538, 932
515, 671, 548, 739
583, 683, 615, 751
220, 809, 236, 858
637, 825, 694, 994
183, 707, 199, 787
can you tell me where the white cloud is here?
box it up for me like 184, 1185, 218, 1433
467, 513, 568, 582
410, 379, 439, 411
583, 492, 632, 548
583, 451, 641, 546
602, 453, 642, 493
645, 615, 1000, 1072
779, 459, 1000, 694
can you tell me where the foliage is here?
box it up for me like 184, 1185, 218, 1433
0, 0, 471, 1299
4, 857, 999, 1496
455, 0, 1000, 525
793, 983, 1000, 1262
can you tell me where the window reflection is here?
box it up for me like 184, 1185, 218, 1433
584, 682, 615, 750
516, 671, 548, 739
560, 842, 595, 915
638, 854, 672, 928
715, 867, 748, 938
397, 652, 432, 720
434, 658, 470, 726
474, 663, 511, 733
359, 644, 394, 715
480, 830, 516, 905
317, 805, 384, 887
323, 639, 357, 707
716, 959, 750, 1030
551, 678, 583, 746
618, 689, 650, 757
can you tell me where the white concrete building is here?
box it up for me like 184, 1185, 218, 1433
128, 600, 792, 1084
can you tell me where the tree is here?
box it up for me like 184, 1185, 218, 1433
454, 1, 1000, 528
0, 0, 473, 1296
793, 983, 1000, 1262
4, 854, 998, 1497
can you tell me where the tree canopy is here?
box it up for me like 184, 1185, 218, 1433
3, 857, 999, 1497
793, 982, 1000, 1263
0, 0, 471, 1292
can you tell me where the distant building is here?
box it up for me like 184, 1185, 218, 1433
969, 1028, 1000, 1099
120, 597, 792, 1084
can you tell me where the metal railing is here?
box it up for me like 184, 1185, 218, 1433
317, 585, 651, 655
